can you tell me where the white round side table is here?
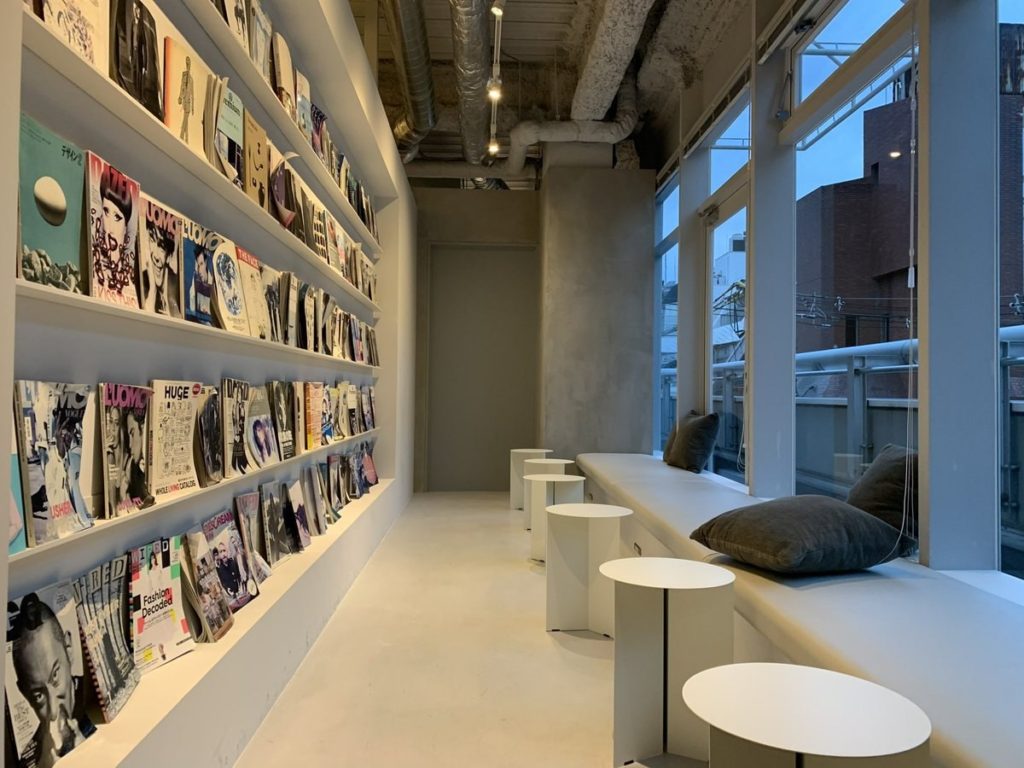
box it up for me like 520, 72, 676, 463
546, 503, 632, 637
682, 663, 931, 767
522, 458, 574, 528
523, 474, 585, 563
600, 557, 735, 766
509, 449, 552, 510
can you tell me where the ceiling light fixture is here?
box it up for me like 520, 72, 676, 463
491, 0, 505, 17
889, 150, 902, 159
488, 138, 500, 155
487, 77, 503, 101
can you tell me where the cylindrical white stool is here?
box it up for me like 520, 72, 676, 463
546, 503, 632, 637
683, 663, 931, 767
600, 557, 735, 766
522, 458, 574, 528
509, 449, 552, 510
523, 474, 584, 563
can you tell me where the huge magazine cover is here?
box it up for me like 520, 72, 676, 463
202, 509, 257, 612
99, 383, 154, 518
129, 537, 195, 674
86, 151, 140, 308
147, 380, 201, 499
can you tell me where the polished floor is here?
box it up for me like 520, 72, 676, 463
235, 492, 614, 767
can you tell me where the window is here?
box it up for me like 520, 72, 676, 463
655, 176, 680, 452
797, 0, 906, 103
710, 105, 750, 193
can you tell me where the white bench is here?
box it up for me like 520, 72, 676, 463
577, 452, 1024, 768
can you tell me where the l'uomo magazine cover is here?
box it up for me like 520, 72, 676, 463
129, 537, 194, 674
139, 195, 182, 318
99, 383, 154, 518
182, 218, 216, 326
6, 583, 96, 768
86, 152, 140, 309
202, 509, 257, 612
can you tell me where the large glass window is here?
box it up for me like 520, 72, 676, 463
710, 105, 750, 193
655, 176, 680, 452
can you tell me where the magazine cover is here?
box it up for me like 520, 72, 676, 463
345, 382, 360, 436
147, 380, 201, 499
281, 272, 298, 347
312, 207, 330, 265
285, 478, 311, 549
244, 387, 280, 469
327, 454, 343, 514
298, 282, 316, 352
139, 194, 182, 317
325, 213, 345, 275
99, 383, 153, 518
330, 385, 346, 440
110, 0, 163, 119
72, 556, 139, 723
163, 35, 211, 156
292, 379, 305, 457
42, 0, 103, 66
363, 442, 379, 486
320, 295, 336, 357
236, 247, 270, 340
15, 382, 97, 544
129, 537, 195, 674
6, 583, 96, 767
19, 114, 85, 293
181, 217, 216, 326
295, 70, 312, 146
211, 235, 250, 335
193, 385, 223, 487
247, 0, 272, 85
310, 102, 328, 162
242, 112, 269, 210
303, 465, 328, 535
304, 382, 323, 451
234, 492, 271, 583
267, 381, 295, 460
202, 509, 256, 612
9, 431, 27, 555
259, 481, 292, 565
260, 263, 282, 343
317, 461, 338, 523
183, 528, 233, 642
221, 378, 250, 479
214, 85, 245, 189
221, 0, 248, 52
271, 32, 296, 122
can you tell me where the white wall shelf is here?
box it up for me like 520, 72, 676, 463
20, 8, 381, 321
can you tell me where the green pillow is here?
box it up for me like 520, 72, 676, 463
846, 444, 917, 537
662, 422, 677, 462
666, 410, 719, 473
690, 495, 908, 574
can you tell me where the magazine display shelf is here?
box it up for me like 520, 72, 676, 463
16, 281, 380, 378
171, 0, 384, 259
20, 8, 381, 320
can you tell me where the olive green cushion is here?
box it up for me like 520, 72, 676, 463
666, 410, 719, 473
846, 444, 917, 536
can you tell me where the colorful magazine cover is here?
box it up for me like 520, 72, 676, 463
130, 537, 195, 674
183, 528, 233, 642
9, 431, 27, 555
202, 508, 257, 612
163, 35, 210, 156
86, 151, 140, 308
182, 218, 216, 326
99, 383, 154, 518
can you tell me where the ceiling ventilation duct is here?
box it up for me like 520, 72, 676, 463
381, 0, 438, 160
450, 0, 491, 164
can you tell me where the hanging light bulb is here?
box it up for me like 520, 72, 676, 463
487, 77, 503, 102
491, 0, 505, 16
488, 139, 500, 155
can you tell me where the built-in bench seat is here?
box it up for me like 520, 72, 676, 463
577, 452, 1024, 768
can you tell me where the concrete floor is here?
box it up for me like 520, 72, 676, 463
235, 492, 614, 767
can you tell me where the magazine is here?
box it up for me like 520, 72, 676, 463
248, 0, 272, 85
182, 218, 216, 326
234, 492, 271, 583
236, 247, 271, 340
212, 83, 245, 190
193, 385, 223, 487
244, 386, 280, 469
9, 431, 27, 555
182, 528, 233, 642
281, 272, 299, 347
271, 32, 296, 122
295, 70, 313, 145
293, 380, 306, 457
243, 111, 269, 211
129, 537, 195, 674
210, 235, 250, 335
304, 382, 323, 451
202, 509, 257, 612
147, 380, 201, 499
110, 0, 163, 119
298, 282, 316, 352
42, 0, 103, 67
285, 478, 311, 549
221, 0, 248, 53
303, 465, 328, 535
163, 35, 211, 156
261, 263, 282, 343
267, 381, 295, 460
221, 378, 250, 479
139, 194, 182, 317
85, 152, 140, 308
327, 454, 344, 514
99, 383, 154, 517
259, 481, 293, 565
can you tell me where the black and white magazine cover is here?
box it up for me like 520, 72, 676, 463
303, 465, 328, 535
285, 478, 311, 550
261, 263, 282, 343
221, 378, 251, 479
202, 509, 256, 613
147, 381, 201, 499
194, 385, 223, 487
248, 0, 272, 85
327, 454, 344, 514
267, 381, 295, 461
182, 528, 233, 642
139, 195, 182, 318
110, 0, 163, 120
99, 383, 154, 518
234, 492, 271, 583
259, 481, 293, 565
244, 387, 280, 469
317, 461, 339, 523
5, 584, 96, 768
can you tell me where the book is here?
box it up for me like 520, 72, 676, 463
182, 527, 233, 642
86, 152, 140, 308
267, 381, 295, 460
221, 377, 251, 479
295, 70, 312, 146
211, 235, 250, 335
182, 218, 216, 326
43, 0, 104, 67
213, 83, 245, 190
285, 478, 311, 549
110, 0, 163, 119
234, 492, 271, 583
163, 35, 211, 156
139, 194, 182, 317
244, 386, 280, 468
9, 432, 27, 556
129, 537, 195, 674
243, 111, 269, 210
236, 247, 271, 340
248, 0, 272, 85
271, 32, 296, 122
72, 555, 139, 722
259, 481, 293, 565
99, 383, 153, 518
147, 380, 201, 499
6, 584, 96, 766
14, 382, 97, 544
222, 0, 248, 52
18, 114, 85, 293
304, 382, 323, 451
261, 262, 283, 343
202, 508, 256, 612
193, 385, 223, 487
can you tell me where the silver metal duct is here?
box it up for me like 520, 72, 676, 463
449, 0, 491, 164
381, 0, 438, 159
505, 72, 639, 173
405, 160, 538, 180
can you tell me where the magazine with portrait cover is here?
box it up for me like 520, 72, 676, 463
244, 387, 280, 469
344, 382, 360, 436
15, 382, 98, 545
267, 381, 295, 460
99, 383, 154, 518
42, 0, 104, 68
234, 492, 271, 583
271, 32, 296, 122
202, 509, 257, 613
193, 385, 223, 487
210, 235, 250, 336
298, 282, 316, 352
259, 481, 293, 566
292, 380, 306, 456
247, 0, 272, 86
221, 377, 250, 479
303, 382, 323, 451
129, 537, 195, 674
139, 194, 182, 318
110, 0, 163, 120
346, 451, 364, 500
72, 556, 139, 723
281, 271, 299, 347
303, 465, 328, 535
285, 478, 311, 550
181, 527, 233, 642
86, 151, 139, 309
243, 111, 269, 211
182, 217, 216, 326
260, 262, 283, 343
19, 114, 86, 293
147, 380, 201, 499
163, 35, 211, 157
9, 431, 27, 556
236, 247, 271, 340
295, 69, 313, 146
6, 583, 96, 767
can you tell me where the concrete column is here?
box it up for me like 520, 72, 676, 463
918, 0, 999, 568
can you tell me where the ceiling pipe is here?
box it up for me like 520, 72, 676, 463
405, 160, 538, 180
449, 0, 492, 164
381, 0, 438, 160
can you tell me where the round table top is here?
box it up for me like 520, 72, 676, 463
599, 557, 734, 590
523, 473, 585, 484
511, 448, 554, 454
547, 503, 632, 519
682, 663, 931, 758
523, 458, 574, 466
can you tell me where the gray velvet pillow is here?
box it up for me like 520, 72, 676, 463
666, 410, 719, 472
846, 444, 917, 535
690, 495, 907, 574
662, 422, 677, 463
